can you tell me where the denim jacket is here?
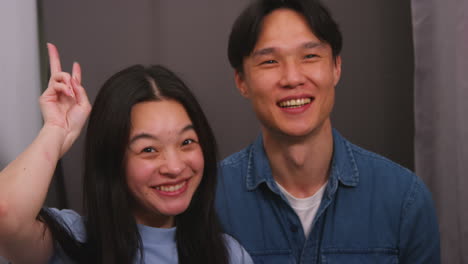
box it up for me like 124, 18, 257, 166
215, 129, 440, 264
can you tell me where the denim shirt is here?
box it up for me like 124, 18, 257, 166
215, 129, 440, 264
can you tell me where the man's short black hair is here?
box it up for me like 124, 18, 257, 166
228, 0, 342, 73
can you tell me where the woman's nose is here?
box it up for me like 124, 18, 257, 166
158, 151, 186, 177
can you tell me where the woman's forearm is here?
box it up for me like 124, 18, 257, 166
0, 124, 66, 237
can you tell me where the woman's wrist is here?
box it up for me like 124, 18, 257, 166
38, 124, 68, 159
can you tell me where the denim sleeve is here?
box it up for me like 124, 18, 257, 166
399, 177, 441, 263
224, 234, 254, 264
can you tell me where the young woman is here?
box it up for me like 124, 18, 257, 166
0, 44, 252, 264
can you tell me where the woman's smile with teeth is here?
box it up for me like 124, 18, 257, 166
278, 98, 312, 108
155, 181, 186, 192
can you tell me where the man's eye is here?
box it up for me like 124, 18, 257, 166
260, 60, 277, 65
304, 54, 318, 59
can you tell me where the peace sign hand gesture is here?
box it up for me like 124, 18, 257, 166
39, 43, 91, 157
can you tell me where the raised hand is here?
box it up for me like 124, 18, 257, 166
39, 43, 91, 156
0, 44, 93, 263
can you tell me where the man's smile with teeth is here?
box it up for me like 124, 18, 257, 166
278, 98, 312, 108
154, 181, 187, 192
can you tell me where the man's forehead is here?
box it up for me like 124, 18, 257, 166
259, 8, 310, 31
254, 9, 320, 41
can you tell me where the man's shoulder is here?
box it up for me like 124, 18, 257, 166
220, 144, 252, 169
339, 136, 427, 197
348, 140, 414, 177
216, 143, 258, 195
332, 131, 437, 210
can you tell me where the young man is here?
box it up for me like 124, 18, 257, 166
215, 0, 440, 263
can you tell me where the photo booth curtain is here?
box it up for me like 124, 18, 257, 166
412, 0, 468, 262
0, 1, 42, 263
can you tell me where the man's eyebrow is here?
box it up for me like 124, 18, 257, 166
129, 124, 195, 145
251, 42, 324, 58
251, 47, 275, 58
303, 41, 324, 49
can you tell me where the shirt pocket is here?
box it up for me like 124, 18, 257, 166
321, 248, 399, 264
249, 249, 295, 264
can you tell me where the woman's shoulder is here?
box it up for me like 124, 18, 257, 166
223, 234, 254, 264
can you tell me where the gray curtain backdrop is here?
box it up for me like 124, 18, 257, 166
412, 0, 468, 263
0, 0, 42, 169
0, 1, 41, 263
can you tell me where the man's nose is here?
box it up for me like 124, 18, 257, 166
279, 61, 306, 88
159, 151, 186, 177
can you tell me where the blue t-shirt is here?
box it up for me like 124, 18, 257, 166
47, 208, 253, 263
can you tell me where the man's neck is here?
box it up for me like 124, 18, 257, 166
262, 120, 333, 198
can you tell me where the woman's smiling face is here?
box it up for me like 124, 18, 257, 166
125, 99, 204, 228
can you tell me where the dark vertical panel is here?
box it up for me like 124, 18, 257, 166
327, 0, 415, 169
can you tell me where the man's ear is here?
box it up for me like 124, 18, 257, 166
333, 55, 342, 87
234, 70, 249, 98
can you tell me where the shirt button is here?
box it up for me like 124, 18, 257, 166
290, 225, 298, 232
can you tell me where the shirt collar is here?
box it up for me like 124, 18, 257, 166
245, 129, 359, 191
246, 134, 273, 191
137, 224, 176, 245
330, 129, 359, 187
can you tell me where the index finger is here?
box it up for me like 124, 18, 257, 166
47, 43, 62, 74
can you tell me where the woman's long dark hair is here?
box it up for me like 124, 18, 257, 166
38, 65, 228, 264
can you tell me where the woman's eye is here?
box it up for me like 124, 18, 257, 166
142, 147, 156, 153
182, 139, 196, 146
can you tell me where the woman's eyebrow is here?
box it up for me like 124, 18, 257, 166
180, 124, 195, 134
129, 133, 156, 145
129, 124, 194, 145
